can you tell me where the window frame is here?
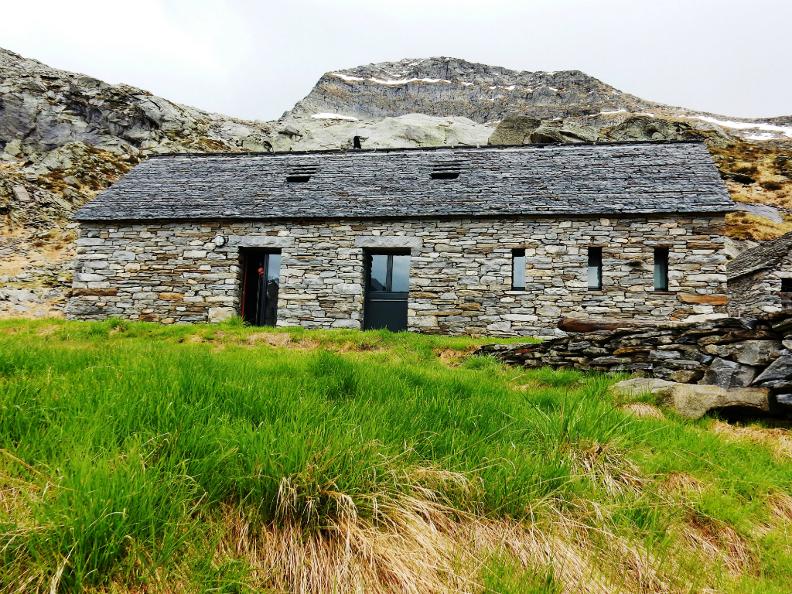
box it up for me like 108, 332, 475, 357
511, 248, 526, 291
364, 250, 411, 295
653, 246, 670, 292
587, 246, 603, 291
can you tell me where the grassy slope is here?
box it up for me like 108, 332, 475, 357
0, 319, 790, 593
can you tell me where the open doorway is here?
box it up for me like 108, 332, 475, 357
240, 249, 281, 326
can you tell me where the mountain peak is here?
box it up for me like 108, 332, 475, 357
331, 56, 591, 84
286, 57, 652, 123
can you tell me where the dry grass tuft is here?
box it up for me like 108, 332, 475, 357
246, 332, 293, 347
711, 421, 792, 460
434, 347, 476, 367
661, 472, 704, 496
681, 514, 754, 576
212, 466, 666, 594
621, 403, 664, 419
767, 492, 792, 524
566, 442, 645, 496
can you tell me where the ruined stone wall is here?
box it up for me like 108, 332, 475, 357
728, 252, 792, 317
478, 312, 792, 411
67, 215, 728, 336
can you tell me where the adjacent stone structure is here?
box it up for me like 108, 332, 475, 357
728, 231, 792, 316
68, 142, 734, 336
478, 312, 792, 415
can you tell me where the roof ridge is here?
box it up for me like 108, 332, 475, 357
146, 139, 706, 160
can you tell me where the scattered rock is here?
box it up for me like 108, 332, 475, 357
666, 384, 769, 419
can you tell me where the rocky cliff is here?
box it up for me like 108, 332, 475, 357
1, 50, 791, 318
286, 57, 658, 123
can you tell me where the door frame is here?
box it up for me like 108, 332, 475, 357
363, 249, 411, 331
239, 248, 282, 326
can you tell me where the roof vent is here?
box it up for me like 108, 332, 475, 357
286, 165, 318, 183
430, 161, 463, 180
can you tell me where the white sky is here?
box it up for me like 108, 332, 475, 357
2, 0, 790, 121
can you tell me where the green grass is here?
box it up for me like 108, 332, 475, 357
0, 318, 790, 592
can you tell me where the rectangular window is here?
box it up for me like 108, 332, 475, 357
587, 247, 602, 290
511, 249, 526, 290
654, 247, 669, 291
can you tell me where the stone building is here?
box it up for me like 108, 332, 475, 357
67, 141, 733, 336
728, 231, 792, 316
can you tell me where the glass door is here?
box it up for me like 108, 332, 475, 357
364, 251, 410, 331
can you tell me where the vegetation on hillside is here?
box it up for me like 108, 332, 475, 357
0, 319, 791, 592
712, 141, 792, 241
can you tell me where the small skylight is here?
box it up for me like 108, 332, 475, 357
430, 161, 463, 180
286, 165, 318, 183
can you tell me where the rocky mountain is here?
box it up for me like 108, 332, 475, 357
1, 50, 791, 318
285, 57, 792, 142
286, 57, 656, 123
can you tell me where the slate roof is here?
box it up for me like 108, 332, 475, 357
74, 141, 733, 222
727, 231, 792, 280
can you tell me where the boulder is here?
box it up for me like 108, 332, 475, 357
609, 378, 676, 399
610, 378, 769, 419
753, 355, 792, 385
488, 115, 541, 145
666, 384, 769, 419
702, 357, 757, 388
529, 121, 598, 144
602, 115, 708, 142
775, 394, 792, 407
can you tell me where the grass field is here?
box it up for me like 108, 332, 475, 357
0, 318, 791, 593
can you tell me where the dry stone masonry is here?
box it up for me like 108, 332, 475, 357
727, 231, 792, 316
478, 312, 792, 414
67, 214, 729, 335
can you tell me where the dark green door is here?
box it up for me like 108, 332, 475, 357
364, 252, 410, 331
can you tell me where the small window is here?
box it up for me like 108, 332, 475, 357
430, 162, 463, 180
781, 278, 792, 292
511, 249, 526, 290
286, 165, 318, 183
353, 135, 362, 149
587, 247, 602, 290
654, 247, 669, 291
286, 174, 311, 183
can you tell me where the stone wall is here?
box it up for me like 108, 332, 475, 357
67, 215, 728, 336
728, 252, 792, 317
477, 312, 792, 411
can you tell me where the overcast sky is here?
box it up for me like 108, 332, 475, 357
2, 0, 790, 121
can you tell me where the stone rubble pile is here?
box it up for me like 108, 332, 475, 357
478, 312, 792, 414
